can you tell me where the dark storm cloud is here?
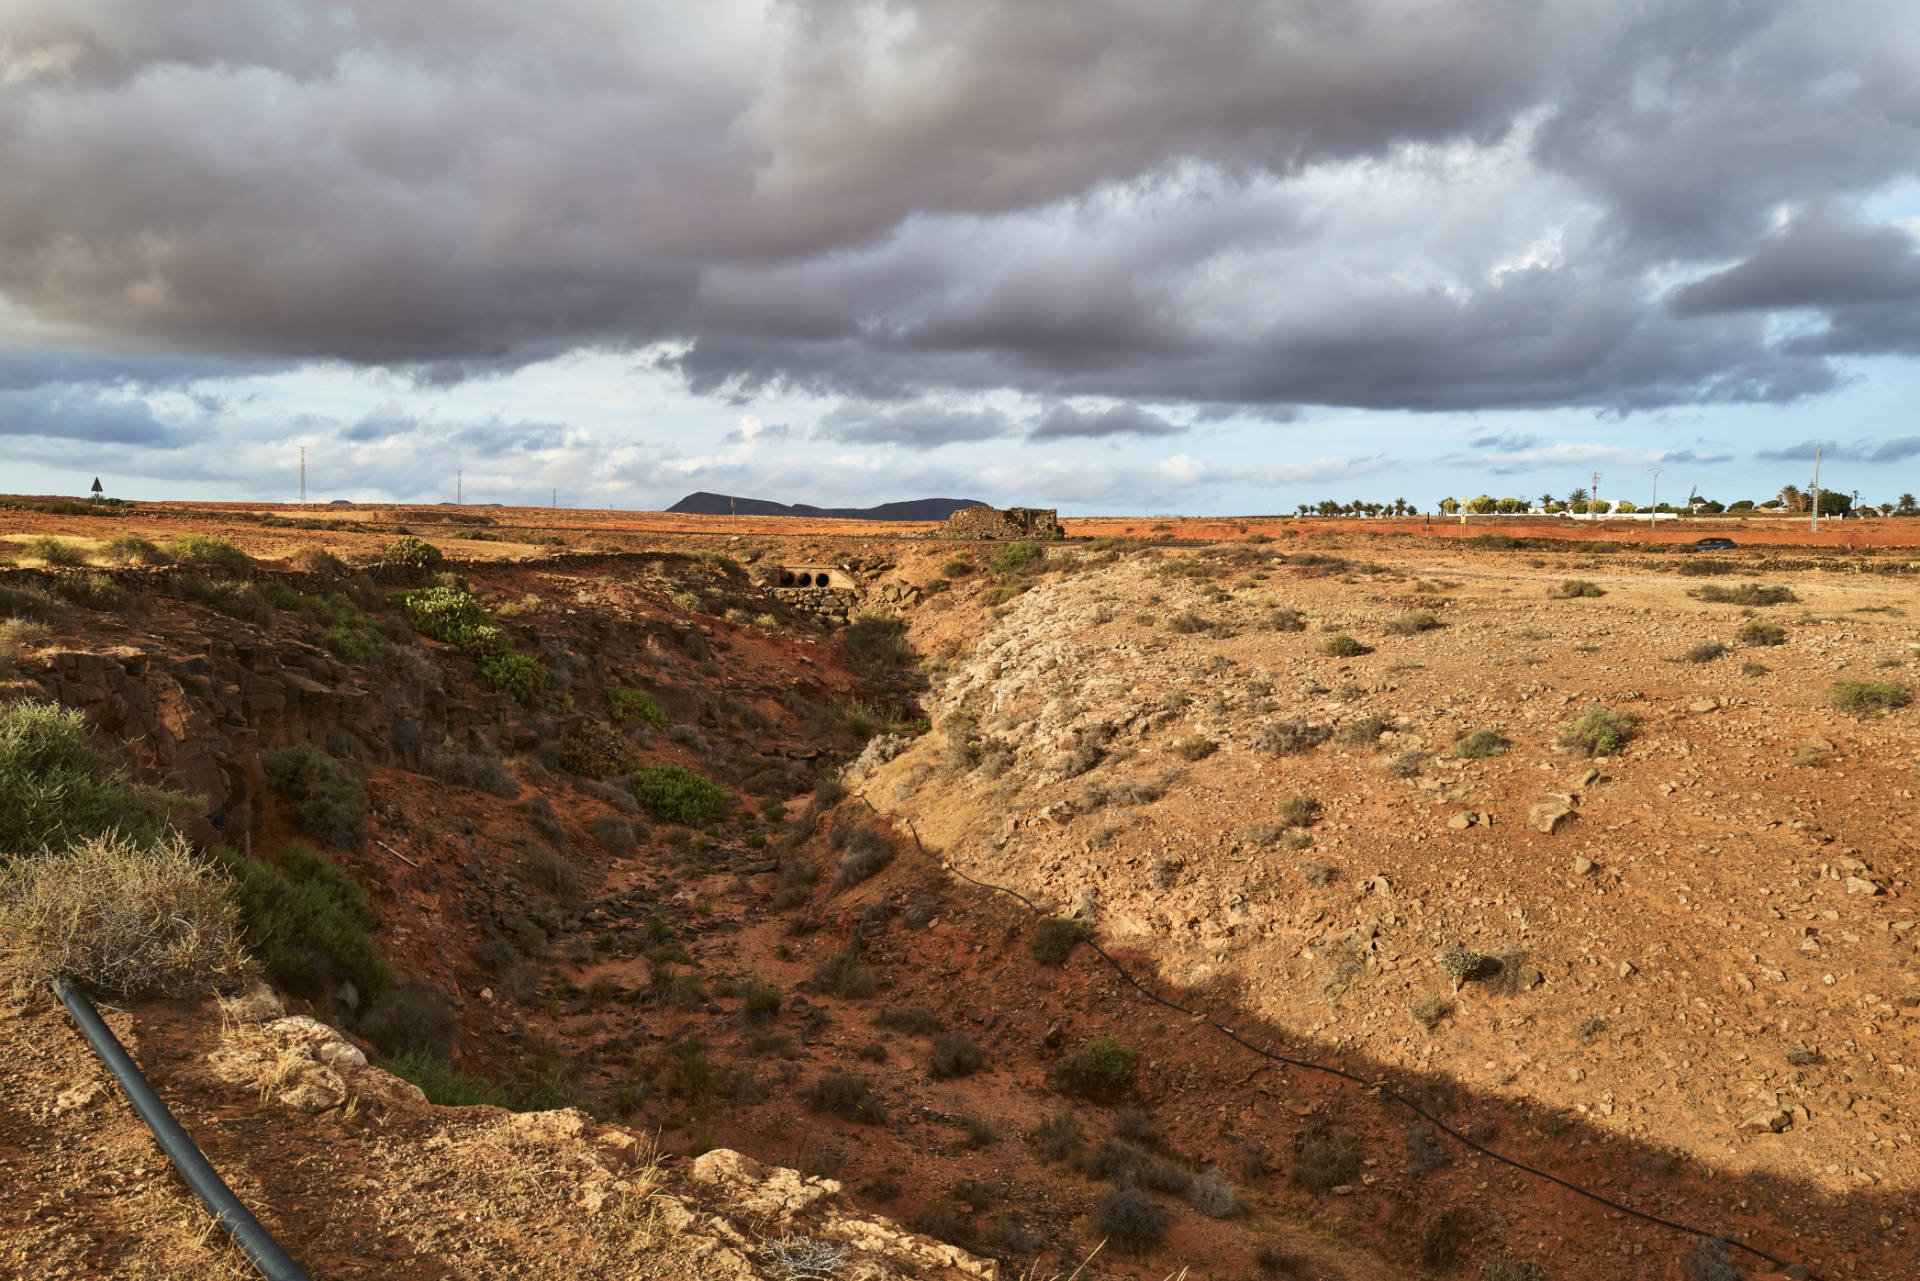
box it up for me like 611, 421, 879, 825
0, 386, 183, 445
1870, 438, 1920, 463
1028, 404, 1184, 442
815, 403, 1015, 448
0, 0, 1917, 418
1670, 215, 1920, 315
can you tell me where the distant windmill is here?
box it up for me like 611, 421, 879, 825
89, 477, 103, 502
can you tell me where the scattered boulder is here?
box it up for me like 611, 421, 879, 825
1527, 795, 1577, 835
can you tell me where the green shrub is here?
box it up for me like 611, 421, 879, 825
814, 950, 878, 998
24, 536, 84, 567
380, 536, 445, 583
381, 1049, 509, 1108
99, 534, 169, 566
178, 575, 269, 622
397, 586, 505, 651
1292, 1119, 1362, 1191
51, 572, 127, 612
1830, 680, 1911, 718
1029, 916, 1090, 967
264, 744, 366, 850
1737, 621, 1786, 647
1322, 633, 1369, 657
0, 701, 194, 856
1173, 735, 1217, 761
0, 831, 249, 999
607, 687, 668, 729
1258, 719, 1332, 754
319, 623, 380, 661
631, 764, 730, 825
991, 540, 1045, 573
1278, 793, 1317, 827
164, 535, 252, 577
1558, 704, 1636, 756
359, 985, 458, 1059
743, 983, 782, 1021
1453, 729, 1509, 759
1682, 641, 1726, 663
1481, 1252, 1550, 1281
1060, 1035, 1137, 1100
478, 649, 546, 701
206, 842, 390, 1004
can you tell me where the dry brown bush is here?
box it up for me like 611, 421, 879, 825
0, 832, 250, 999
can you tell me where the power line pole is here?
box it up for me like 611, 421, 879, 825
1591, 471, 1601, 508
1648, 467, 1661, 512
1810, 446, 1823, 533
299, 446, 306, 506
551, 487, 556, 510
457, 470, 463, 506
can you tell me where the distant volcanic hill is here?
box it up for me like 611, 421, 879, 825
667, 492, 988, 521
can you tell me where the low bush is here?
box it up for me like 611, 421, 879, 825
607, 687, 668, 729
875, 1003, 943, 1035
359, 985, 459, 1060
930, 1031, 985, 1079
1322, 633, 1369, 657
380, 535, 445, 583
52, 572, 128, 612
1029, 916, 1090, 967
164, 535, 252, 577
1453, 729, 1509, 759
1278, 793, 1317, 827
398, 586, 502, 650
1384, 609, 1440, 635
1292, 1120, 1361, 1191
1481, 1252, 1550, 1281
1185, 1166, 1240, 1217
1060, 1035, 1137, 1100
590, 815, 638, 856
207, 842, 390, 1004
1830, 680, 1911, 718
556, 721, 634, 777
1336, 713, 1391, 745
0, 832, 248, 999
478, 650, 546, 701
1682, 1238, 1744, 1281
1683, 641, 1727, 663
520, 848, 580, 900
288, 546, 345, 578
0, 702, 196, 856
421, 747, 519, 798
1694, 583, 1796, 606
24, 536, 85, 566
1550, 579, 1604, 598
806, 1072, 887, 1124
743, 983, 782, 1021
1266, 607, 1308, 631
1258, 719, 1332, 754
1092, 1187, 1168, 1254
381, 1050, 509, 1108
179, 575, 270, 622
99, 534, 170, 566
814, 951, 878, 999
1173, 735, 1217, 760
631, 765, 730, 825
1737, 621, 1786, 646
832, 824, 894, 889
264, 744, 366, 850
991, 540, 1045, 574
1557, 704, 1636, 756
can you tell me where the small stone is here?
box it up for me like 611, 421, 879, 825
54, 1081, 108, 1113
1617, 960, 1637, 979
1448, 812, 1474, 830
1741, 1109, 1790, 1133
1687, 697, 1719, 714
1526, 797, 1576, 835
1572, 856, 1595, 876
1844, 876, 1882, 896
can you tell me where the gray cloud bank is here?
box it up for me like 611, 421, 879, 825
2, 0, 1919, 447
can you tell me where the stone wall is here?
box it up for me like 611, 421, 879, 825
939, 505, 1062, 540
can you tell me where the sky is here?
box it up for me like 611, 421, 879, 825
2, 0, 1918, 515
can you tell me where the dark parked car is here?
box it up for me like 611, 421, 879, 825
1694, 537, 1737, 550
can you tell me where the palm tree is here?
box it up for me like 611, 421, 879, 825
1568, 487, 1589, 505
1538, 493, 1554, 509
1394, 497, 1410, 516
1898, 493, 1917, 514
1780, 483, 1804, 512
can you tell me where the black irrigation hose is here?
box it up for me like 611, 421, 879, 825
51, 977, 313, 1281
859, 798, 1808, 1278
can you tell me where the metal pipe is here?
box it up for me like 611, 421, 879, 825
50, 978, 312, 1281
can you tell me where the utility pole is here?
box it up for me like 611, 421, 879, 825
299, 446, 306, 506
457, 470, 463, 506
1591, 471, 1601, 508
1810, 446, 1823, 533
551, 487, 557, 510
1648, 467, 1662, 514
